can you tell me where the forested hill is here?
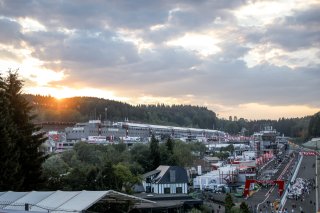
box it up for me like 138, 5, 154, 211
23, 94, 217, 129
24, 94, 316, 139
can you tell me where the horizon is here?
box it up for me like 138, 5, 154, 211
24, 93, 316, 121
1, 0, 319, 120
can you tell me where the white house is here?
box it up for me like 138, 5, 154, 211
142, 165, 188, 194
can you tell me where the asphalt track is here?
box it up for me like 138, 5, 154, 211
239, 150, 300, 212
282, 154, 317, 213
204, 147, 318, 213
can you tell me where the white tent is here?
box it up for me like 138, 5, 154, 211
0, 191, 154, 213
302, 137, 320, 149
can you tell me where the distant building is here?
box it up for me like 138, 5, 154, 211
65, 120, 225, 144
203, 156, 220, 164
42, 131, 67, 153
142, 166, 188, 194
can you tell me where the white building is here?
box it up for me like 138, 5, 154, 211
142, 166, 188, 194
193, 165, 238, 190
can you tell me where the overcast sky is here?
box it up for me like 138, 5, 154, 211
0, 0, 319, 120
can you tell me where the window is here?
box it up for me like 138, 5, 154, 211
146, 177, 151, 183
176, 187, 182, 193
164, 187, 170, 194
170, 170, 176, 182
146, 186, 151, 193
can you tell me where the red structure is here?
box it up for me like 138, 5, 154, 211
243, 179, 285, 197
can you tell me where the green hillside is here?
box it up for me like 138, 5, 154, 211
23, 94, 217, 129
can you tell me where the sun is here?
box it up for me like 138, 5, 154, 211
54, 95, 64, 101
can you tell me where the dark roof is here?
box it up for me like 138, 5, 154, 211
133, 194, 202, 209
143, 165, 188, 184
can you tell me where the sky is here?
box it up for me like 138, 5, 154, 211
0, 0, 319, 120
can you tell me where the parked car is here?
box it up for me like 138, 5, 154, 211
205, 184, 226, 193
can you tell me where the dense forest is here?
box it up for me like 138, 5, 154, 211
216, 117, 311, 140
24, 94, 316, 140
24, 94, 217, 129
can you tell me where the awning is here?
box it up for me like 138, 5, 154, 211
0, 190, 155, 213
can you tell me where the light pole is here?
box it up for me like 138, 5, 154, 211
316, 139, 319, 212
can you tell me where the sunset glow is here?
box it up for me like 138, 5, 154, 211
0, 0, 319, 119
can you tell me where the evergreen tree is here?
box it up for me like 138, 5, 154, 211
165, 137, 174, 154
0, 75, 22, 190
150, 134, 160, 169
224, 193, 234, 213
308, 111, 320, 138
5, 71, 47, 190
239, 202, 250, 213
164, 138, 176, 165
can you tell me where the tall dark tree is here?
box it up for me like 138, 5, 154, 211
163, 138, 177, 165
239, 202, 250, 213
0, 75, 22, 190
130, 143, 152, 172
165, 137, 174, 154
308, 111, 320, 138
224, 193, 234, 213
5, 71, 47, 190
150, 134, 160, 169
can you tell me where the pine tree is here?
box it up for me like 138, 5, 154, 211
165, 137, 174, 154
164, 137, 176, 165
308, 111, 320, 138
239, 202, 250, 213
0, 75, 22, 190
150, 134, 160, 169
224, 193, 234, 213
5, 71, 47, 190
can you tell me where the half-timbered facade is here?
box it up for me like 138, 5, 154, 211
142, 166, 188, 194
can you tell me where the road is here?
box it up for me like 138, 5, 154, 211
203, 147, 319, 213
281, 153, 317, 213
236, 150, 299, 212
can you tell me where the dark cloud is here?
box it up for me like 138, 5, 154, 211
54, 45, 201, 90
24, 30, 140, 69
257, 6, 320, 51
145, 60, 320, 107
0, 0, 171, 30
0, 18, 22, 46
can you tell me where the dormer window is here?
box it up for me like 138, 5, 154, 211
170, 170, 176, 182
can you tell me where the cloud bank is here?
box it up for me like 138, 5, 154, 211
0, 0, 319, 119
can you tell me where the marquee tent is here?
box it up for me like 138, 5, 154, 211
0, 190, 154, 213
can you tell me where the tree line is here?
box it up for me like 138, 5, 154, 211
24, 94, 319, 140
24, 94, 217, 129
216, 116, 311, 139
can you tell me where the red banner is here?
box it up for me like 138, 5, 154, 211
300, 151, 320, 156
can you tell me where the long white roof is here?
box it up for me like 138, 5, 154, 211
0, 191, 154, 212
116, 122, 223, 134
